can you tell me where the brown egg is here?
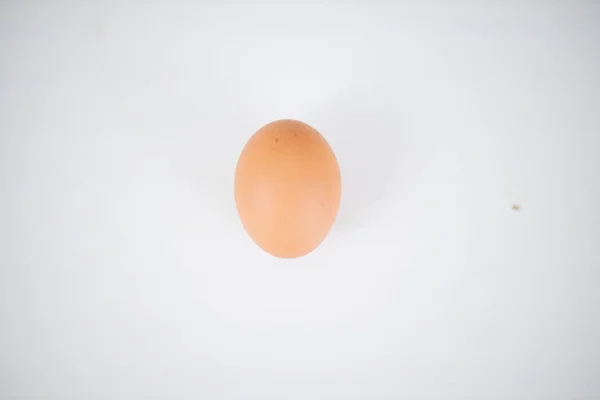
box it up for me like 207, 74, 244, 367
234, 119, 342, 258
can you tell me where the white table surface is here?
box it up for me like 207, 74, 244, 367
1, 2, 599, 399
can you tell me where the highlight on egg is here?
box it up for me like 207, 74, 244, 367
234, 119, 342, 259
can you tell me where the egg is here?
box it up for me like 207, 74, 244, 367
234, 119, 342, 258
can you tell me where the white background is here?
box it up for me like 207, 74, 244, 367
1, 1, 599, 399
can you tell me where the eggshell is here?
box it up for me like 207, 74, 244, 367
234, 119, 341, 258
